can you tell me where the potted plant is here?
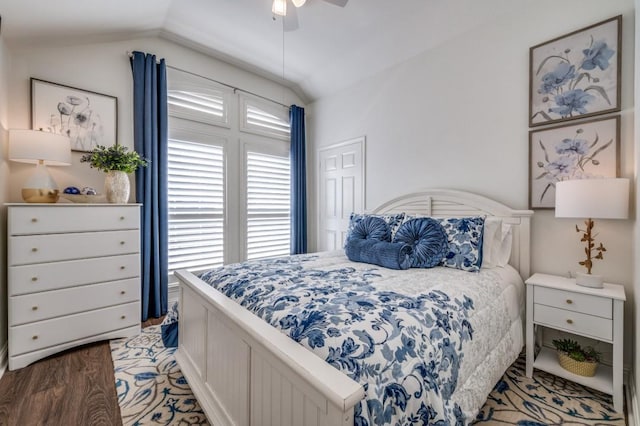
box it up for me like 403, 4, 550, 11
552, 338, 601, 377
81, 144, 148, 203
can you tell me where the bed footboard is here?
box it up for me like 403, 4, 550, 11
175, 270, 365, 426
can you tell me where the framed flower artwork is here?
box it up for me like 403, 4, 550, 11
529, 15, 621, 127
529, 115, 619, 209
31, 78, 118, 152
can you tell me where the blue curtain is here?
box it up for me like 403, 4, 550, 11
290, 105, 307, 254
131, 51, 169, 321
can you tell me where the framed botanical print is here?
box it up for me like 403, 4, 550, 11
31, 78, 118, 152
529, 115, 619, 209
529, 15, 621, 127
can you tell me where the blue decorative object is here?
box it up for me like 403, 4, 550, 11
290, 105, 307, 255
393, 217, 449, 268
438, 217, 485, 272
345, 238, 413, 270
131, 51, 169, 321
160, 302, 179, 348
345, 212, 405, 246
64, 186, 80, 194
348, 215, 391, 242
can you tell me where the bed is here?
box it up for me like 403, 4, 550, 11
174, 189, 533, 426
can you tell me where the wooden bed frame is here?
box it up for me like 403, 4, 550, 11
175, 189, 534, 426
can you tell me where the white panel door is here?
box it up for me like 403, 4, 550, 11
318, 137, 365, 251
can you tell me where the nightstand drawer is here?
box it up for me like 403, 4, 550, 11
534, 303, 612, 341
534, 286, 612, 319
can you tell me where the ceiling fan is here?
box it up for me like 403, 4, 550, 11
272, 0, 349, 32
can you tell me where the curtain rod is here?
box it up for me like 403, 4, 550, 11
126, 51, 290, 109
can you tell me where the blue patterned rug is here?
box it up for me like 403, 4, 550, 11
110, 327, 625, 425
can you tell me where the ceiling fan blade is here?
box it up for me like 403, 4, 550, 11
283, 2, 299, 32
322, 0, 348, 7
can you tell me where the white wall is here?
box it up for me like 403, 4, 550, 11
308, 0, 636, 366
635, 0, 640, 409
0, 34, 11, 363
7, 36, 304, 202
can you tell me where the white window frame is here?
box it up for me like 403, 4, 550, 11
167, 117, 228, 282
239, 93, 290, 141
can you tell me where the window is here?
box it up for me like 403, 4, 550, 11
167, 68, 293, 275
167, 125, 225, 275
246, 151, 291, 260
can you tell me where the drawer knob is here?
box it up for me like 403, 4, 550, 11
32, 306, 38, 311
31, 277, 38, 282
120, 241, 125, 245
566, 299, 573, 304
31, 248, 38, 252
121, 290, 126, 295
120, 266, 126, 270
31, 218, 38, 223
32, 335, 38, 340
566, 319, 574, 325
120, 216, 125, 220
121, 315, 126, 320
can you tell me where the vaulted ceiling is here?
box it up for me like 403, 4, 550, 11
2, 0, 521, 101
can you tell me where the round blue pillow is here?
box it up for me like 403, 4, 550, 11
348, 215, 391, 242
393, 217, 449, 268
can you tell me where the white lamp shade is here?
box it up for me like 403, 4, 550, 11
555, 178, 629, 219
9, 129, 72, 166
272, 0, 287, 16
291, 0, 306, 7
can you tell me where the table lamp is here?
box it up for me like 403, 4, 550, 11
9, 129, 72, 203
555, 178, 629, 288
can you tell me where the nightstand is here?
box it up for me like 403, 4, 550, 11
525, 273, 625, 412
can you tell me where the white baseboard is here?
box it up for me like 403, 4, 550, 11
0, 342, 7, 380
628, 371, 639, 426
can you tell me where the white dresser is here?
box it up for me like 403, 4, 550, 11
7, 203, 142, 370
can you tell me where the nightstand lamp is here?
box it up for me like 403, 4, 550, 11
9, 129, 72, 203
555, 178, 629, 288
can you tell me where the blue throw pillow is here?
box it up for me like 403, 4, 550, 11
345, 212, 405, 246
345, 238, 413, 270
393, 217, 449, 268
160, 301, 179, 348
347, 215, 391, 242
437, 217, 485, 272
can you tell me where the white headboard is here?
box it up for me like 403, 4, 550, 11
371, 189, 534, 279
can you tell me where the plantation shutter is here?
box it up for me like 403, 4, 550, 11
246, 151, 291, 260
167, 136, 224, 274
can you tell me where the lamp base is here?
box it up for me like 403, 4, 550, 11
575, 272, 604, 288
22, 188, 60, 203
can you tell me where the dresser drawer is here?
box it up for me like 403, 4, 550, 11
10, 278, 139, 326
534, 303, 612, 341
9, 205, 139, 235
9, 254, 140, 296
9, 230, 139, 265
9, 302, 139, 356
534, 286, 611, 319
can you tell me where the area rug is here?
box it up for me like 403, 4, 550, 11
111, 327, 625, 425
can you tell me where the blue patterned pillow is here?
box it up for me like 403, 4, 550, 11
437, 217, 485, 272
345, 212, 405, 246
393, 217, 449, 268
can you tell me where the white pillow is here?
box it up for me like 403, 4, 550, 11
494, 224, 513, 267
481, 217, 502, 268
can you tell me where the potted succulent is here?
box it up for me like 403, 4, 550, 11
552, 338, 601, 377
81, 144, 148, 203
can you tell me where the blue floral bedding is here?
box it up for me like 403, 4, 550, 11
198, 251, 522, 425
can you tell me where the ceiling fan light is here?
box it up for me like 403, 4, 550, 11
291, 0, 306, 7
272, 0, 287, 16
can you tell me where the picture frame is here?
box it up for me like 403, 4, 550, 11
529, 15, 621, 127
529, 115, 619, 209
31, 78, 118, 152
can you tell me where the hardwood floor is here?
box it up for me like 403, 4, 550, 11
0, 317, 165, 426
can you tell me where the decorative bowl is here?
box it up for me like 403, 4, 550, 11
59, 193, 107, 204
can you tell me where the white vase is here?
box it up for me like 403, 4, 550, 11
104, 171, 130, 204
